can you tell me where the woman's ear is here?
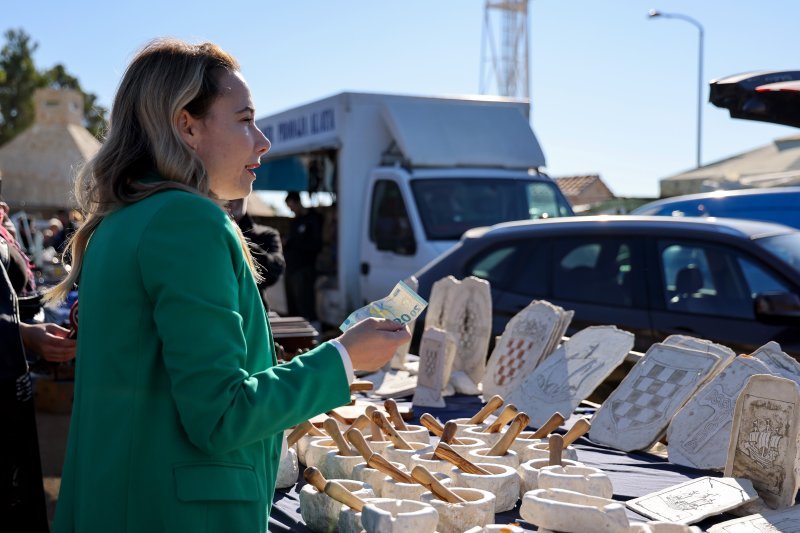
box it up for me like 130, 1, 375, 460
177, 109, 199, 150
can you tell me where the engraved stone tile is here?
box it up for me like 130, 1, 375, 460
724, 374, 800, 510
424, 275, 459, 331
443, 276, 492, 393
626, 477, 758, 525
668, 356, 773, 471
507, 325, 634, 428
662, 335, 736, 383
589, 343, 720, 451
707, 505, 800, 532
482, 300, 570, 399
751, 341, 800, 379
412, 328, 456, 408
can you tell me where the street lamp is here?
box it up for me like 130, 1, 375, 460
648, 9, 705, 169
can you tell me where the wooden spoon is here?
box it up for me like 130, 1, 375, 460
371, 411, 413, 450
366, 453, 415, 483
548, 434, 564, 467
345, 428, 374, 461
562, 418, 591, 448
303, 466, 328, 492
486, 412, 530, 457
433, 442, 491, 475
325, 480, 367, 513
440, 421, 463, 445
528, 412, 566, 439
323, 418, 357, 456
287, 421, 321, 447
467, 394, 504, 424
483, 404, 519, 433
384, 399, 408, 430
411, 465, 466, 503
364, 405, 384, 441
350, 381, 374, 393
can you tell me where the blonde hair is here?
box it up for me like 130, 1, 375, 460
46, 38, 262, 302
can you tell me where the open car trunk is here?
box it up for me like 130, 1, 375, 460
710, 70, 800, 127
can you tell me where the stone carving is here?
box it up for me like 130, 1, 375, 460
724, 374, 800, 510
412, 328, 456, 408
424, 275, 458, 331
707, 505, 800, 532
521, 488, 631, 532
374, 370, 417, 399
443, 277, 493, 395
589, 343, 721, 451
506, 325, 633, 427
668, 356, 773, 471
482, 300, 572, 400
663, 335, 736, 378
626, 477, 758, 525
750, 341, 800, 378
390, 276, 419, 371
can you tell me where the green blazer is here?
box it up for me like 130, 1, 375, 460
53, 189, 350, 532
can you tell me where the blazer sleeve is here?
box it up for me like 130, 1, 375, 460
138, 194, 350, 455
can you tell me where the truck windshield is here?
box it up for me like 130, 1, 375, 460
756, 232, 800, 270
411, 178, 572, 240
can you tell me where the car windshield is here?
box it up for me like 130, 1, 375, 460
411, 178, 572, 240
755, 232, 800, 270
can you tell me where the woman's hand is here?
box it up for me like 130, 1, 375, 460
336, 318, 411, 372
19, 322, 77, 362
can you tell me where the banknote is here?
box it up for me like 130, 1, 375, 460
340, 280, 428, 332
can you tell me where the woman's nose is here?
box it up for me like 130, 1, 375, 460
256, 127, 270, 155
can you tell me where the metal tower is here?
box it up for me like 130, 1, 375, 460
480, 0, 530, 99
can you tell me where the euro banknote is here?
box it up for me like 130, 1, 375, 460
339, 280, 428, 332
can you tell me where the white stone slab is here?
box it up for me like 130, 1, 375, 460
724, 374, 800, 510
507, 325, 634, 428
412, 328, 456, 408
590, 343, 720, 451
626, 477, 758, 525
482, 300, 567, 400
707, 504, 800, 532
667, 356, 773, 471
751, 341, 800, 379
444, 276, 492, 393
424, 275, 458, 331
374, 370, 418, 399
391, 276, 420, 370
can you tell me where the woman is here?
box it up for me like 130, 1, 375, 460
47, 39, 409, 532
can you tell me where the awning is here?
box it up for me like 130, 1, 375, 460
710, 70, 800, 127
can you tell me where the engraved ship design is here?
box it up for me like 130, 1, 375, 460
739, 418, 782, 469
663, 490, 714, 511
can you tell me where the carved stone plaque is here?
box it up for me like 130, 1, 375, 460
443, 276, 492, 393
668, 356, 773, 471
412, 328, 455, 408
507, 325, 633, 428
589, 343, 720, 451
424, 275, 458, 331
724, 374, 800, 510
708, 505, 800, 532
626, 476, 758, 524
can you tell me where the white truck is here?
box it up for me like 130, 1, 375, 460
255, 92, 573, 326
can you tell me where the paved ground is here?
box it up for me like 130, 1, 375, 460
36, 412, 70, 526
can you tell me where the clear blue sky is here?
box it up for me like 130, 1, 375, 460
6, 1, 798, 197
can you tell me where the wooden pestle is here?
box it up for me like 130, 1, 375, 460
350, 381, 374, 393
486, 412, 530, 456
371, 411, 413, 450
345, 428, 374, 461
562, 418, 591, 448
303, 466, 328, 493
528, 412, 566, 439
434, 443, 492, 475
325, 480, 367, 513
548, 434, 564, 466
323, 418, 357, 456
346, 414, 372, 434
440, 421, 463, 445
287, 421, 323, 447
384, 399, 409, 430
483, 404, 519, 433
364, 405, 384, 442
420, 414, 464, 445
326, 410, 349, 425
367, 453, 415, 483
467, 394, 504, 424
411, 465, 466, 503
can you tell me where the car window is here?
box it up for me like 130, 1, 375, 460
658, 241, 753, 319
552, 238, 637, 307
738, 256, 791, 297
467, 240, 547, 297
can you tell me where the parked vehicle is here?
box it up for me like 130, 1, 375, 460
255, 92, 573, 325
631, 187, 800, 229
414, 216, 800, 358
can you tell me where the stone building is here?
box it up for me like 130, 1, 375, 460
0, 88, 100, 209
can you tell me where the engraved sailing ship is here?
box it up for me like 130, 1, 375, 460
532, 343, 601, 401
739, 417, 783, 469
664, 490, 714, 511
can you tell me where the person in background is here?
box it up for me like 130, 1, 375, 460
44, 39, 409, 532
283, 191, 323, 321
229, 195, 285, 310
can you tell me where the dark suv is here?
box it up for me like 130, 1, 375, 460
414, 216, 800, 357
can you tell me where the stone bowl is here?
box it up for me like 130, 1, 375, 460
381, 471, 451, 500
463, 426, 503, 447
509, 434, 546, 455
361, 499, 439, 533
452, 462, 520, 513
520, 440, 579, 463
299, 479, 374, 533
410, 452, 456, 479
449, 418, 487, 438
384, 441, 433, 469
518, 457, 585, 495
421, 487, 496, 533
338, 497, 395, 533
397, 424, 430, 444
305, 438, 339, 469
319, 450, 364, 481
351, 461, 408, 497
537, 464, 613, 499
468, 448, 520, 469
520, 488, 629, 533
275, 447, 299, 489
463, 525, 525, 533
448, 437, 486, 455
296, 434, 327, 466
365, 438, 391, 454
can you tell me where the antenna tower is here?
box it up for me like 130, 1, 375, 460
480, 0, 530, 99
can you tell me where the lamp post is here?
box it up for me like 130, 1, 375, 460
648, 9, 704, 169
